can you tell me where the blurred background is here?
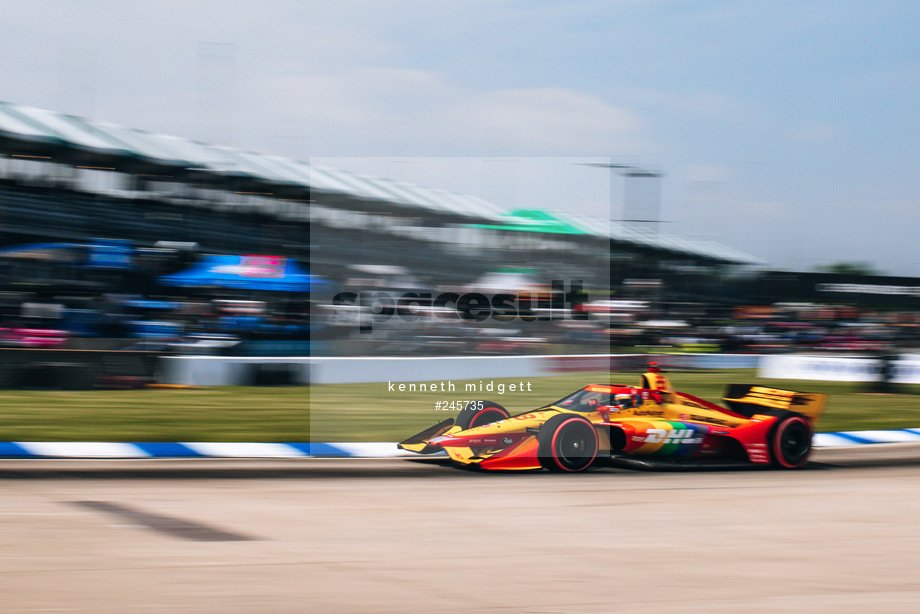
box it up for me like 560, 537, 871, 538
0, 2, 918, 389
0, 127, 917, 390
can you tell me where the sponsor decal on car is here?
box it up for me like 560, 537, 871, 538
689, 414, 728, 426
644, 428, 704, 445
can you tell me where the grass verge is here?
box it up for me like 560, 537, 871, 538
0, 369, 917, 442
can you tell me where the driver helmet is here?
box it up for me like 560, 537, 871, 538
614, 393, 633, 408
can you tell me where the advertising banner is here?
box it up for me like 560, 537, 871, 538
760, 354, 920, 384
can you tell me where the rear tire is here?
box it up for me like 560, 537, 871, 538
770, 413, 813, 468
538, 414, 598, 472
455, 401, 510, 430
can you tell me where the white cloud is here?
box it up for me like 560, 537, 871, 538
432, 88, 645, 155
743, 199, 791, 221
238, 68, 651, 158
620, 86, 756, 123
682, 164, 731, 183
788, 123, 844, 144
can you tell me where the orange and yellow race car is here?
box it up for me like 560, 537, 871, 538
398, 364, 827, 472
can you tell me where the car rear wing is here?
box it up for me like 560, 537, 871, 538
722, 385, 828, 424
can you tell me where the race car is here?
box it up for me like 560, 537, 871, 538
398, 363, 828, 472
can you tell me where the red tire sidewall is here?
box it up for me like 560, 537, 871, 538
772, 416, 812, 468
469, 407, 509, 429
549, 417, 598, 472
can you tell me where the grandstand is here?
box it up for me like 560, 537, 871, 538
0, 100, 764, 297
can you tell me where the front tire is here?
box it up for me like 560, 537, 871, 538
455, 401, 510, 430
538, 414, 598, 472
770, 413, 813, 468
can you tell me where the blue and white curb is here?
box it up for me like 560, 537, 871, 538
2, 430, 920, 458
0, 442, 417, 459
812, 428, 920, 447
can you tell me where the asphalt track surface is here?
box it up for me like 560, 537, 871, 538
3, 446, 920, 613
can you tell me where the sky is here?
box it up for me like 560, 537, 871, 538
1, 0, 919, 274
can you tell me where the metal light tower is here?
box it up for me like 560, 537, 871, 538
581, 162, 665, 233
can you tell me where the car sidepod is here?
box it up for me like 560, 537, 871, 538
615, 419, 710, 459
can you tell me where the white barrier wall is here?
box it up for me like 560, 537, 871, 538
159, 356, 310, 387
657, 354, 761, 370
759, 354, 920, 383
311, 355, 544, 384
158, 355, 544, 386
157, 353, 764, 386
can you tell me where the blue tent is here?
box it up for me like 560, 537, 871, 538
159, 255, 333, 292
